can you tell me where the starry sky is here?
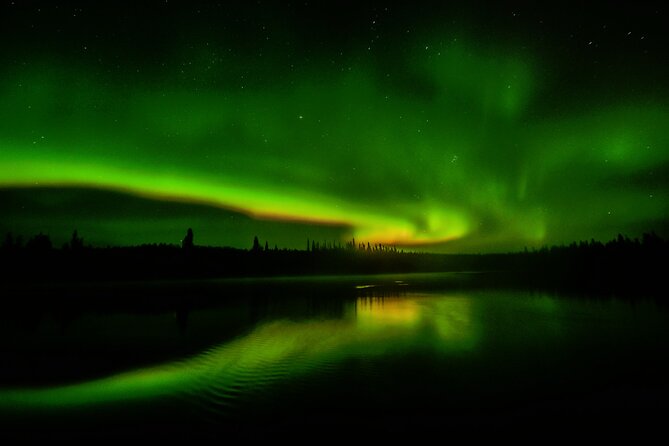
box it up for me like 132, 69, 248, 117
0, 1, 668, 252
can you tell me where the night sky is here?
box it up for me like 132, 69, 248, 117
1, 1, 668, 252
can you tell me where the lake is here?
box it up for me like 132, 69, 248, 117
1, 273, 668, 438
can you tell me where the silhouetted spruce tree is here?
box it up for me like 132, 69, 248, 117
182, 228, 194, 250
70, 229, 84, 251
252, 236, 261, 252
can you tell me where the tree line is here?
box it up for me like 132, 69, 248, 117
1, 228, 666, 295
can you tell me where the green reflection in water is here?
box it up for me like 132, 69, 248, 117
0, 292, 561, 413
353, 294, 480, 352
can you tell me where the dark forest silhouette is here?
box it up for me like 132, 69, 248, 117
1, 228, 667, 295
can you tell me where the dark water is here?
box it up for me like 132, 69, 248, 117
1, 274, 669, 438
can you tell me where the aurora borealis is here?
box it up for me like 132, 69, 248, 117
1, 2, 667, 251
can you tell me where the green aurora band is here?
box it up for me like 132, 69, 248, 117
0, 6, 667, 252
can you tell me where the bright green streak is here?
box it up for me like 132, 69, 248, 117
0, 37, 667, 251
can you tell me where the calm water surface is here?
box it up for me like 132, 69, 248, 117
1, 274, 668, 437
